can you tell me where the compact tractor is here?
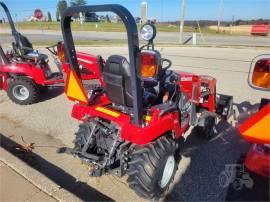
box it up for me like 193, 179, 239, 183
59, 4, 233, 199
0, 1, 101, 105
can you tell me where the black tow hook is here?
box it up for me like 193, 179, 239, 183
57, 147, 100, 161
56, 147, 74, 154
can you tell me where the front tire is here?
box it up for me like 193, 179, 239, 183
7, 77, 39, 105
127, 136, 177, 199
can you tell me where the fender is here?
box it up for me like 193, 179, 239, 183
175, 70, 201, 102
77, 52, 104, 85
71, 103, 188, 145
62, 53, 105, 85
1, 63, 47, 85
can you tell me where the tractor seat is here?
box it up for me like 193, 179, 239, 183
100, 55, 158, 108
12, 41, 47, 62
24, 51, 48, 62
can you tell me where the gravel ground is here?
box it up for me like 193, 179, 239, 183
0, 46, 269, 201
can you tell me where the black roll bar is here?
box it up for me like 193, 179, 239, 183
61, 4, 143, 126
0, 1, 20, 45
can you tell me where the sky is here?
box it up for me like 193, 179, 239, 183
0, 0, 269, 22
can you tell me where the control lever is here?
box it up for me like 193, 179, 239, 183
88, 86, 104, 105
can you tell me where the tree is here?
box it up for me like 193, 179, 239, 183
70, 0, 87, 20
56, 10, 60, 21
71, 0, 87, 6
48, 12, 52, 22
56, 0, 68, 21
106, 14, 111, 23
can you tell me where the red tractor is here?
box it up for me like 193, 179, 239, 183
59, 4, 233, 199
0, 1, 101, 105
251, 23, 269, 36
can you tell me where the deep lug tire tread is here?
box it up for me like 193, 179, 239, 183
73, 123, 96, 150
74, 124, 88, 149
127, 136, 177, 199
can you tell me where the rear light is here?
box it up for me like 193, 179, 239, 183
57, 42, 65, 63
140, 52, 158, 78
252, 59, 270, 89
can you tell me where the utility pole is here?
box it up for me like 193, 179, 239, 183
179, 0, 186, 43
217, 0, 224, 33
230, 15, 234, 34
141, 0, 148, 24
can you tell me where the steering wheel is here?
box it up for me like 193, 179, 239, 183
161, 58, 172, 70
46, 44, 58, 56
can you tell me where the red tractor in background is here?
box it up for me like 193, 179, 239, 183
0, 1, 101, 105
251, 23, 269, 36
59, 4, 233, 199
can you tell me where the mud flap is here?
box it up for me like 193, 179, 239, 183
216, 94, 233, 120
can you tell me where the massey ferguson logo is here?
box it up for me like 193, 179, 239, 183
181, 77, 192, 81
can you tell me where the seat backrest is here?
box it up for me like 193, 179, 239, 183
102, 55, 133, 107
17, 33, 33, 50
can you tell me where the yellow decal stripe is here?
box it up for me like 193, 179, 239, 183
96, 107, 120, 118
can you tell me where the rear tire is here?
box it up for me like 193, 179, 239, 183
7, 77, 39, 105
73, 123, 94, 150
127, 136, 177, 199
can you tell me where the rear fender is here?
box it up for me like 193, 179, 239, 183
77, 52, 104, 85
71, 103, 186, 145
1, 63, 46, 85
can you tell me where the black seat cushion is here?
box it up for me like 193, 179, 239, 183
101, 55, 158, 108
102, 55, 133, 106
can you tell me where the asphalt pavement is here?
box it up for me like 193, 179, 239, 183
0, 46, 269, 201
1, 29, 270, 47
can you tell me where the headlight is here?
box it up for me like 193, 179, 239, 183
140, 23, 156, 41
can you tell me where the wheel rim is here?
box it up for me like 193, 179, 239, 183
159, 155, 175, 188
12, 85, 30, 100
